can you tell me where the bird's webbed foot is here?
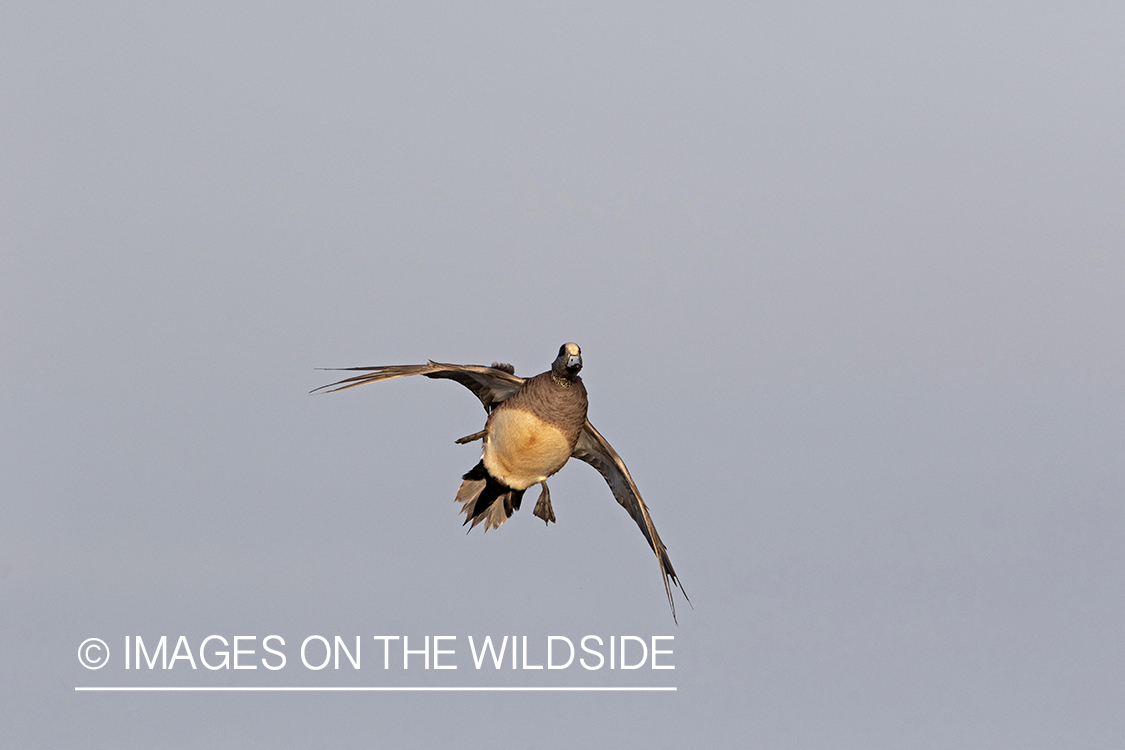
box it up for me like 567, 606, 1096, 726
533, 481, 556, 525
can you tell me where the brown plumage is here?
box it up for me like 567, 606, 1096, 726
312, 342, 689, 622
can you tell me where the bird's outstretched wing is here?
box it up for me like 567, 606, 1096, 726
312, 361, 525, 412
571, 420, 689, 622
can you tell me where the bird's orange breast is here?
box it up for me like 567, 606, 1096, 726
483, 408, 573, 490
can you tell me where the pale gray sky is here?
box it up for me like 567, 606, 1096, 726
2, 2, 1123, 747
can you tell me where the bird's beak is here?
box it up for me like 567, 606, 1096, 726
566, 354, 583, 372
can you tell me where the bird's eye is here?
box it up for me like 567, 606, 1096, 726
558, 345, 567, 357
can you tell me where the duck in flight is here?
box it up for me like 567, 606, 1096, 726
313, 343, 688, 622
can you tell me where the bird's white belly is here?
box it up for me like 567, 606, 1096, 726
483, 408, 572, 490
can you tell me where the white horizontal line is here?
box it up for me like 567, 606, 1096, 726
75, 686, 676, 692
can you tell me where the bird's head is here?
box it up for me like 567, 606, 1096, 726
552, 342, 583, 381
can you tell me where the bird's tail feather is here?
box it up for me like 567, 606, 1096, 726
455, 461, 524, 531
